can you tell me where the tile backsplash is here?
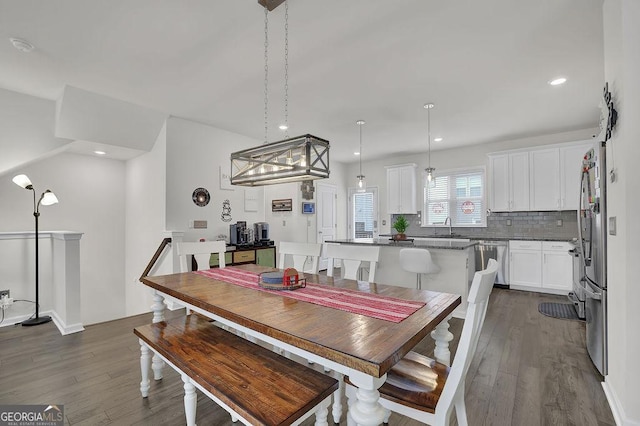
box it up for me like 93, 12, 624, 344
391, 211, 578, 240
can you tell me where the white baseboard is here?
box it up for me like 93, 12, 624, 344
0, 310, 84, 335
49, 310, 85, 335
0, 312, 33, 327
603, 379, 640, 426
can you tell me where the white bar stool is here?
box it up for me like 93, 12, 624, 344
399, 248, 440, 290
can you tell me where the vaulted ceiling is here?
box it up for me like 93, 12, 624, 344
0, 0, 604, 163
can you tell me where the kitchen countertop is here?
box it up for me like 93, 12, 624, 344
327, 238, 477, 250
379, 234, 576, 242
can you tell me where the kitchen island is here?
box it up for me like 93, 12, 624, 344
327, 238, 477, 318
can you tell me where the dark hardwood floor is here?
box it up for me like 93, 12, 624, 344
0, 288, 614, 425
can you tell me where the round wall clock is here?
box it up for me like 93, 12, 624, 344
192, 187, 210, 207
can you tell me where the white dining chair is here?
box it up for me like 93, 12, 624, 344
345, 259, 498, 426
176, 241, 227, 272
399, 248, 440, 290
325, 244, 380, 283
278, 241, 322, 274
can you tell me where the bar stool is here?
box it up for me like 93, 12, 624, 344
399, 248, 440, 290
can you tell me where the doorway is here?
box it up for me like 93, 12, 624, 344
348, 187, 379, 239
316, 182, 337, 271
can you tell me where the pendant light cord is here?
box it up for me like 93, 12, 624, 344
359, 123, 363, 175
283, 0, 289, 138
427, 106, 431, 168
263, 6, 269, 144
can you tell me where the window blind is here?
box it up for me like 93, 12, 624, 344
354, 192, 374, 237
423, 168, 486, 227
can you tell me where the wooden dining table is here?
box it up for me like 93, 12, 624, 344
140, 264, 461, 426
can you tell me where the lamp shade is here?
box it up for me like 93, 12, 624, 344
12, 174, 33, 189
41, 190, 59, 206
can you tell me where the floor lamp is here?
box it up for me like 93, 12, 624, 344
12, 174, 59, 326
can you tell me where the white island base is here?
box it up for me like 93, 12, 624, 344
329, 239, 476, 319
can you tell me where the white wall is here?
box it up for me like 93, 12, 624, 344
124, 122, 168, 317
165, 117, 266, 242
602, 0, 640, 424
0, 153, 127, 325
264, 160, 348, 245
348, 128, 597, 234
0, 88, 69, 174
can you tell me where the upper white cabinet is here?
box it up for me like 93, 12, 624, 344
560, 142, 593, 210
489, 140, 593, 212
386, 164, 417, 214
530, 148, 561, 210
488, 152, 530, 211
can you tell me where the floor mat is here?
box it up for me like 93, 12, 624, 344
538, 302, 582, 320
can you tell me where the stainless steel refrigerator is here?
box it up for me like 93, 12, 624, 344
577, 141, 607, 376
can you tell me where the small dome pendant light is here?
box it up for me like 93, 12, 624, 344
424, 103, 436, 187
356, 120, 366, 192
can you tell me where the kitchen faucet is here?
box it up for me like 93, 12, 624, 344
443, 216, 452, 236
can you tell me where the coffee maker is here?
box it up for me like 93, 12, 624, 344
254, 222, 270, 243
230, 221, 251, 246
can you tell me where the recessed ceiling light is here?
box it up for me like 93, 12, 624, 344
9, 37, 35, 53
279, 124, 288, 130
434, 137, 443, 142
354, 152, 360, 156
549, 77, 567, 86
94, 150, 107, 155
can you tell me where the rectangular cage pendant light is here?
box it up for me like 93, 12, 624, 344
230, 134, 330, 186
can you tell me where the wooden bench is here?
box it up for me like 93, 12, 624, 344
134, 314, 338, 426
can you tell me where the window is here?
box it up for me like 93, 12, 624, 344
348, 187, 378, 238
422, 168, 486, 227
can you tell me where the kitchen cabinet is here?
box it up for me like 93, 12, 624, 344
509, 240, 542, 287
488, 152, 529, 212
530, 148, 561, 210
529, 142, 593, 211
509, 240, 573, 294
386, 164, 417, 214
560, 142, 593, 210
542, 241, 573, 291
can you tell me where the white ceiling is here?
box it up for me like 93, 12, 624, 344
0, 0, 604, 163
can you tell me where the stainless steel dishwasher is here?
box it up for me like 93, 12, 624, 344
475, 240, 508, 287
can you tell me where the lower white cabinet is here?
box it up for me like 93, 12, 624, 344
541, 242, 573, 291
509, 240, 573, 294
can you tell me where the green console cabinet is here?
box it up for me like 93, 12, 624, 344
256, 246, 276, 267
208, 246, 275, 268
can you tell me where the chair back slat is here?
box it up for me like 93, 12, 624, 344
438, 258, 498, 410
325, 244, 380, 283
278, 242, 322, 274
176, 241, 227, 272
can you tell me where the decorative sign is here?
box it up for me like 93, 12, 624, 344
192, 188, 210, 207
219, 166, 234, 191
601, 82, 618, 141
244, 188, 260, 212
221, 199, 232, 222
461, 201, 475, 214
272, 199, 293, 212
432, 202, 444, 214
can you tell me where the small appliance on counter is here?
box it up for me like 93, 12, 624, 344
254, 222, 270, 242
230, 221, 252, 246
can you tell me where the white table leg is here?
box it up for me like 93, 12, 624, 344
314, 396, 330, 426
139, 340, 151, 398
431, 315, 454, 366
150, 291, 166, 379
182, 374, 197, 426
332, 371, 344, 424
151, 291, 166, 324
344, 372, 386, 426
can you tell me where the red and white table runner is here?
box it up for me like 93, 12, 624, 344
195, 267, 425, 323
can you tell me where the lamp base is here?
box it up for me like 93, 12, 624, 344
22, 315, 52, 326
